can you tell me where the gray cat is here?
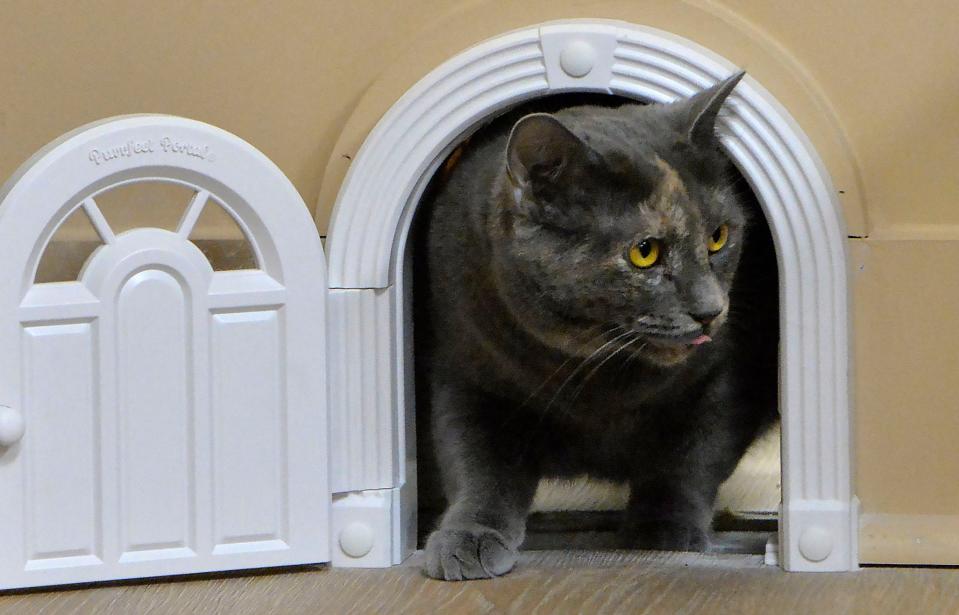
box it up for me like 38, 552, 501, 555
418, 72, 779, 580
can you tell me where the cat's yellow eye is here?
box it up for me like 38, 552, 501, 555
628, 239, 660, 269
708, 224, 729, 253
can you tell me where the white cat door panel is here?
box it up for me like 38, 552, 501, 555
0, 116, 329, 590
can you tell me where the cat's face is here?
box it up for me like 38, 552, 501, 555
496, 73, 749, 366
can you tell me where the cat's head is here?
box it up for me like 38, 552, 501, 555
494, 72, 750, 367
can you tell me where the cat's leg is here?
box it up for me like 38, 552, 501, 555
424, 383, 539, 581
621, 473, 718, 551
621, 388, 769, 552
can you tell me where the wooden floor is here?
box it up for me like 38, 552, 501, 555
3, 550, 958, 614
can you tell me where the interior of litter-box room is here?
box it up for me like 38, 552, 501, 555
2, 0, 958, 590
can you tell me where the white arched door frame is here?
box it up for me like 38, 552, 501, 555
325, 19, 857, 571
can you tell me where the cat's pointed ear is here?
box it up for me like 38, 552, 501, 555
506, 113, 591, 192
680, 70, 744, 145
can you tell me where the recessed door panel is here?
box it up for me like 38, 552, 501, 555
211, 309, 286, 551
117, 270, 193, 558
21, 322, 100, 570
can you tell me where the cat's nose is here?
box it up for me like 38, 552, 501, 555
690, 308, 722, 327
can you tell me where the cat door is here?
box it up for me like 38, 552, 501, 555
0, 116, 330, 590
324, 20, 856, 572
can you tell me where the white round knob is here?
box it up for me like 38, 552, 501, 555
559, 41, 596, 78
798, 526, 833, 562
0, 407, 25, 447
339, 522, 374, 558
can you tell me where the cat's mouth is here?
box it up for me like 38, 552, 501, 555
643, 330, 712, 347
638, 329, 713, 366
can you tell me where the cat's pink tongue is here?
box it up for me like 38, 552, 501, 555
690, 334, 713, 346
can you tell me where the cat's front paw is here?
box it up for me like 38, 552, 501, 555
424, 525, 517, 581
621, 519, 710, 552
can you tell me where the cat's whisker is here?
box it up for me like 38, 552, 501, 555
515, 324, 622, 413
563, 333, 644, 414
537, 328, 636, 421
518, 329, 637, 459
613, 340, 649, 382
501, 324, 623, 432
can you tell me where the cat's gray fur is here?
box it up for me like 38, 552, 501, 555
418, 73, 778, 580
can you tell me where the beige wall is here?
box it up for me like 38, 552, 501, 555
3, 0, 958, 564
